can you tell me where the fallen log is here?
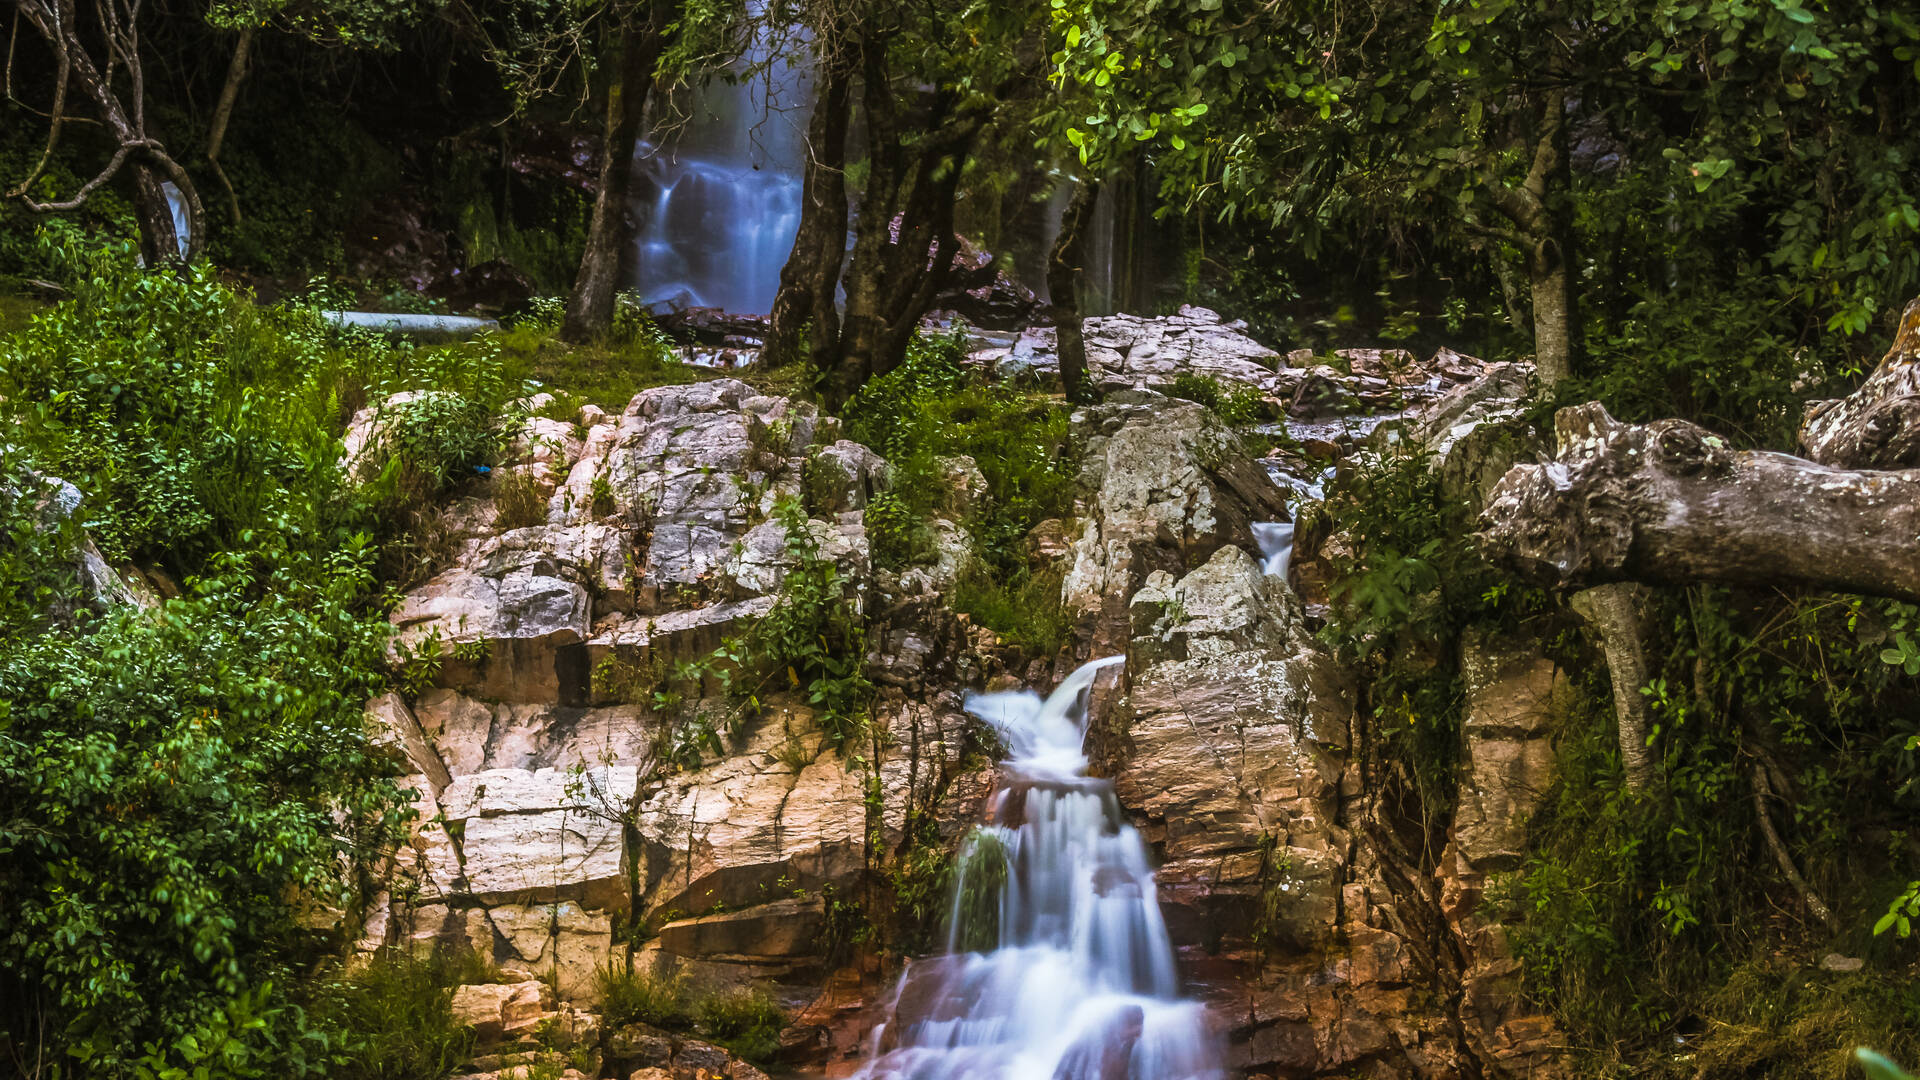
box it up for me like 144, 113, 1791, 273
1480, 402, 1920, 604
1802, 297, 1920, 469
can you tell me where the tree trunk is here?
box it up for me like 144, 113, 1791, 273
1527, 232, 1575, 388
1480, 401, 1920, 603
560, 13, 665, 344
129, 161, 185, 269
1048, 179, 1098, 404
1568, 582, 1662, 794
826, 60, 982, 406
764, 49, 853, 370
1801, 295, 1920, 469
7, 0, 203, 267
1485, 89, 1577, 388
204, 27, 252, 226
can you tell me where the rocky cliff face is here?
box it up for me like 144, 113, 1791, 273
349, 330, 1567, 1078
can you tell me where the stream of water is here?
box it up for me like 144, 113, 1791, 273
856, 656, 1221, 1080
628, 13, 810, 314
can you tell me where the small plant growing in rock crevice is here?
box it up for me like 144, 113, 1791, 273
1170, 371, 1267, 425
493, 469, 549, 529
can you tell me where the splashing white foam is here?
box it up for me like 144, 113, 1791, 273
856, 656, 1223, 1080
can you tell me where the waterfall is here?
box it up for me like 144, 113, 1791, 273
1252, 522, 1295, 580
161, 182, 191, 259
857, 656, 1223, 1080
629, 15, 810, 315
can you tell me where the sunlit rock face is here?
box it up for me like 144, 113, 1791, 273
344, 347, 1563, 1077
359, 379, 996, 1008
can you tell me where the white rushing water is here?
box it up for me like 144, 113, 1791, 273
857, 656, 1223, 1080
629, 11, 809, 314
1251, 522, 1295, 580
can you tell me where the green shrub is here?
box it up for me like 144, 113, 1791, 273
1169, 371, 1267, 425
0, 235, 519, 1077
309, 957, 478, 1080
0, 485, 407, 1074
0, 234, 516, 572
843, 328, 1077, 645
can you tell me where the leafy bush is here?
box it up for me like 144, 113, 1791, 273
0, 236, 525, 1077
307, 957, 477, 1080
0, 235, 517, 573
843, 328, 1077, 650
1169, 371, 1267, 425
0, 491, 408, 1074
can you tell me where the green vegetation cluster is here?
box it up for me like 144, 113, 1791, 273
1316, 425, 1920, 1075
844, 328, 1078, 656
0, 237, 521, 1077
596, 968, 786, 1064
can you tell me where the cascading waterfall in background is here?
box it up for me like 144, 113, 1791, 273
858, 656, 1223, 1080
629, 11, 810, 315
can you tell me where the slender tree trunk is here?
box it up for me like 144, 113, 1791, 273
1569, 582, 1661, 794
1048, 179, 1099, 404
1486, 89, 1577, 389
561, 12, 665, 344
1528, 234, 1575, 388
204, 27, 252, 225
764, 49, 853, 369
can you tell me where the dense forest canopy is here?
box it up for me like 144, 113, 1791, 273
2, 0, 1919, 1077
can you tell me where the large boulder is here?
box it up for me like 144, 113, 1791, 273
387, 380, 847, 704
1062, 397, 1290, 654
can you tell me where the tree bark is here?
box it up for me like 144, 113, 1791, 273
1485, 89, 1577, 389
1480, 401, 1920, 603
763, 48, 853, 370
7, 0, 202, 267
1568, 582, 1662, 794
560, 11, 666, 344
1750, 761, 1840, 934
1048, 179, 1098, 404
826, 66, 983, 406
1801, 295, 1920, 469
204, 26, 252, 226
